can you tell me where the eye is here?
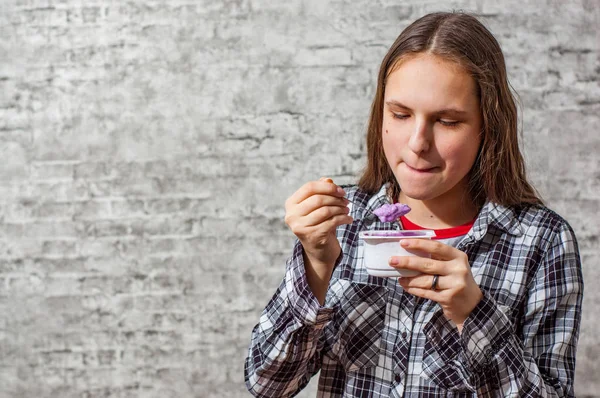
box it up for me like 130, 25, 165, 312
439, 119, 460, 127
392, 113, 409, 120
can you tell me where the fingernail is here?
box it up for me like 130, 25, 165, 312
389, 257, 398, 265
400, 240, 410, 247
337, 187, 345, 195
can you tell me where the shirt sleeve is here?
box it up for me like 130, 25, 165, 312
460, 222, 583, 396
244, 240, 340, 397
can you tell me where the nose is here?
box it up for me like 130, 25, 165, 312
407, 119, 431, 153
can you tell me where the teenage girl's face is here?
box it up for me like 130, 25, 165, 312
382, 53, 482, 204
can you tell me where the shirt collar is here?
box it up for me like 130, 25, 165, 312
474, 201, 524, 238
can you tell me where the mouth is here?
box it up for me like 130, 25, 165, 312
405, 164, 437, 173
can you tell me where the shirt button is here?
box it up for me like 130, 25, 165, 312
401, 331, 408, 339
395, 373, 402, 383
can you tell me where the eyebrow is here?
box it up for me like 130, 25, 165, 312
385, 100, 468, 116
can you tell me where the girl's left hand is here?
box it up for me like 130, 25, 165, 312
389, 239, 483, 331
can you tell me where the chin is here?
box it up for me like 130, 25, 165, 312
398, 187, 438, 201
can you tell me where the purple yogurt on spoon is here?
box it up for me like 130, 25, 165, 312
372, 203, 411, 223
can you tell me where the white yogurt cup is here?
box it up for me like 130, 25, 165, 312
359, 230, 436, 277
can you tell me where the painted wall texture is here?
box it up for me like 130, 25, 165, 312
0, 0, 598, 397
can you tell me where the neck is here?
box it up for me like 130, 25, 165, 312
398, 190, 479, 229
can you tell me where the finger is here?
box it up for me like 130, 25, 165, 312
296, 194, 349, 217
388, 255, 448, 276
399, 238, 460, 261
288, 179, 346, 206
397, 284, 439, 302
398, 274, 444, 291
318, 213, 354, 230
302, 205, 351, 227
300, 213, 354, 236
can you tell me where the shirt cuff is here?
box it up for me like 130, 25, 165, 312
460, 292, 513, 371
284, 240, 337, 327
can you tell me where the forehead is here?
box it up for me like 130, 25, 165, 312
385, 53, 478, 109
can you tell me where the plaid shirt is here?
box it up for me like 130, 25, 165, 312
245, 184, 583, 397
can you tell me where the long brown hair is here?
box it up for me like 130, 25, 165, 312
358, 12, 543, 207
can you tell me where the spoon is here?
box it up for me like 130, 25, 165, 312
323, 178, 411, 222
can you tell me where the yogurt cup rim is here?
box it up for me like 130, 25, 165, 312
359, 229, 436, 239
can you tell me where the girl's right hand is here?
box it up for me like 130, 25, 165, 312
284, 177, 353, 275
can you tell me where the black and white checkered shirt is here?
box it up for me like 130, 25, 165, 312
245, 184, 583, 397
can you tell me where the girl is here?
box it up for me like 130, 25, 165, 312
245, 12, 583, 397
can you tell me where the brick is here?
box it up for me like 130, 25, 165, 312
110, 199, 146, 217
35, 201, 74, 219
24, 256, 87, 273
4, 200, 38, 222
73, 200, 112, 220
141, 217, 194, 236
0, 109, 32, 131
144, 197, 209, 215
120, 346, 186, 367
0, 239, 43, 259
32, 180, 90, 202
292, 46, 354, 66
73, 162, 111, 180
30, 161, 75, 180
63, 367, 139, 390
86, 219, 135, 238
0, 366, 48, 398
0, 258, 24, 273
38, 349, 85, 368
41, 239, 78, 258
109, 177, 162, 197
0, 141, 28, 181
42, 276, 84, 297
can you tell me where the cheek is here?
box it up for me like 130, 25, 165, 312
381, 126, 399, 156
381, 134, 395, 164
382, 122, 404, 145
442, 138, 480, 169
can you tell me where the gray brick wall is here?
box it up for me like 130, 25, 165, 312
0, 0, 598, 397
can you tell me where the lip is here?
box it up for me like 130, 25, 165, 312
405, 164, 437, 173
